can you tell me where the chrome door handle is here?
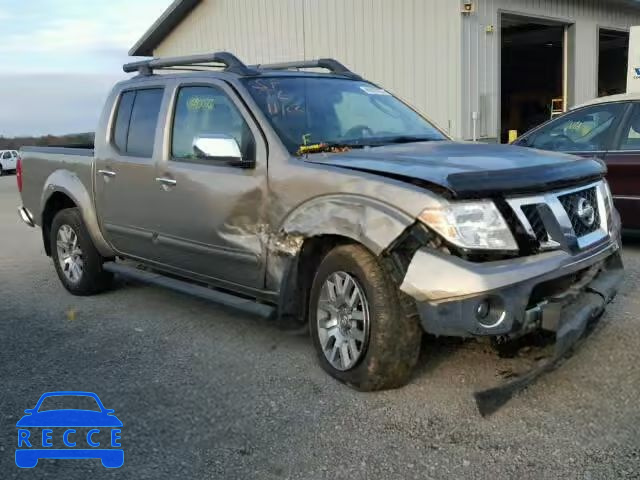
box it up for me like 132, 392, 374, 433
155, 177, 177, 186
98, 169, 116, 177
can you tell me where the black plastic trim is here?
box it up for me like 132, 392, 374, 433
447, 159, 606, 199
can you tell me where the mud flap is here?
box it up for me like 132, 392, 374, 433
474, 265, 623, 417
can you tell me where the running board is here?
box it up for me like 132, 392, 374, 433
102, 262, 274, 318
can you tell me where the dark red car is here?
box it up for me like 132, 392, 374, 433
515, 93, 640, 231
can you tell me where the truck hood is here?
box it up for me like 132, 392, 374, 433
303, 141, 606, 199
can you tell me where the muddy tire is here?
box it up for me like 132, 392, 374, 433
50, 208, 113, 295
309, 244, 422, 391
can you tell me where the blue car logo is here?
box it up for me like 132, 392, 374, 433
15, 391, 123, 468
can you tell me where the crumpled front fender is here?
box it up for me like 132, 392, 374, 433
267, 194, 417, 324
277, 194, 415, 256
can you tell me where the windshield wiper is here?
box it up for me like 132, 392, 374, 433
373, 135, 441, 145
296, 136, 441, 155
296, 142, 367, 156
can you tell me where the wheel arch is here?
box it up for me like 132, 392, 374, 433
41, 191, 77, 256
272, 195, 415, 325
274, 233, 365, 327
277, 194, 414, 256
40, 170, 114, 258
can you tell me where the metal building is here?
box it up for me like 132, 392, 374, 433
130, 0, 640, 141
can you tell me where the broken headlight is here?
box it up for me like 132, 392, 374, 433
418, 201, 518, 251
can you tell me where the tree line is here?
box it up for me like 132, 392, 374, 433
0, 133, 94, 150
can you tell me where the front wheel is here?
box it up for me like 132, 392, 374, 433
50, 208, 113, 295
309, 244, 422, 391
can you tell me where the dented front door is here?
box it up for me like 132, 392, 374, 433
150, 79, 268, 289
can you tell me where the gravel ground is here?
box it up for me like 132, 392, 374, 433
0, 175, 638, 479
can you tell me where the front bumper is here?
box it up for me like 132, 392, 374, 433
400, 237, 623, 338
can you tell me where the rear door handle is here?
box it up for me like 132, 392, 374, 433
155, 177, 177, 187
98, 169, 116, 177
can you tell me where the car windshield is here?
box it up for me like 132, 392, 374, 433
38, 395, 101, 412
242, 76, 446, 153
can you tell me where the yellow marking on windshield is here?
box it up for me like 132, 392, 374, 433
296, 143, 352, 156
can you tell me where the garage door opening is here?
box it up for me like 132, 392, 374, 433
598, 29, 629, 97
500, 15, 567, 143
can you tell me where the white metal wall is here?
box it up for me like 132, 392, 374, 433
461, 0, 640, 140
153, 0, 640, 141
154, 0, 306, 63
303, 0, 462, 138
154, 0, 463, 138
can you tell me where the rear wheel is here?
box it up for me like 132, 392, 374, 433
309, 244, 422, 391
0, 164, 4, 176
50, 208, 112, 295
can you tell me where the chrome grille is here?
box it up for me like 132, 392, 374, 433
506, 181, 609, 251
557, 187, 600, 238
521, 205, 549, 244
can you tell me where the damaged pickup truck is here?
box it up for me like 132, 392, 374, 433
18, 53, 623, 393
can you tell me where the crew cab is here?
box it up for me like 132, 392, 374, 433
17, 52, 623, 392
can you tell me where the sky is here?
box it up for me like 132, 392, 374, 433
0, 0, 174, 136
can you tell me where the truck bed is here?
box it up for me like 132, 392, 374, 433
19, 146, 94, 227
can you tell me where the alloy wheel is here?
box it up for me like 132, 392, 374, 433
316, 271, 370, 371
56, 224, 84, 284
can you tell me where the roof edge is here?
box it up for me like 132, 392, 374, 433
129, 0, 201, 57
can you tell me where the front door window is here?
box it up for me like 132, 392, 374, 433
524, 103, 624, 152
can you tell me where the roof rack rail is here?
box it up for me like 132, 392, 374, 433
123, 51, 258, 76
253, 59, 362, 79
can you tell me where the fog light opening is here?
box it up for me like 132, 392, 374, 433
476, 300, 490, 320
476, 296, 506, 329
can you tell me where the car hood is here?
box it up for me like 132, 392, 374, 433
303, 141, 606, 198
16, 410, 123, 427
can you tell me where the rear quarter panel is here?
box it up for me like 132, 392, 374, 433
20, 148, 93, 225
19, 147, 114, 257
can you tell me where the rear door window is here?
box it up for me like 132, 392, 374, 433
616, 103, 640, 151
112, 88, 163, 158
127, 89, 164, 157
2, 151, 11, 159
113, 91, 135, 152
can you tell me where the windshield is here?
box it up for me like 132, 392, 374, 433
242, 77, 447, 153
